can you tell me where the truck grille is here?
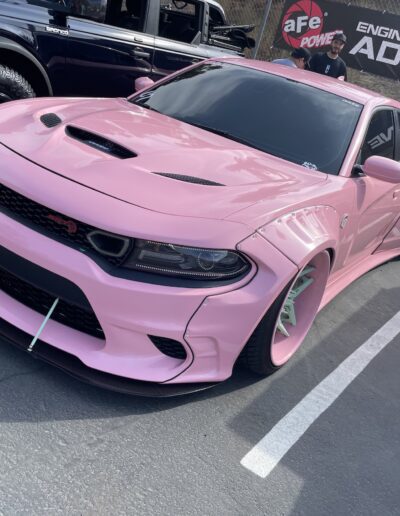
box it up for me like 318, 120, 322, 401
0, 268, 105, 340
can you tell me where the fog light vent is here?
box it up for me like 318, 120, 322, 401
149, 336, 187, 360
87, 230, 131, 258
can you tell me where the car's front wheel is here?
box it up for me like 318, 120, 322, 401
0, 65, 36, 103
241, 251, 331, 375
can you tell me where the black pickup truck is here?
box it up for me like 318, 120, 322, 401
0, 0, 254, 102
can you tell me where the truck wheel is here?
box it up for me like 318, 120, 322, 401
0, 65, 36, 103
241, 251, 330, 376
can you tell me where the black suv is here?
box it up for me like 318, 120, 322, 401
0, 0, 254, 102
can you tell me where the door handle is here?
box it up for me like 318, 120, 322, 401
130, 47, 151, 59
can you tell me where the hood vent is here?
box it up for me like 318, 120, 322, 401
155, 173, 224, 186
40, 113, 62, 128
66, 126, 137, 159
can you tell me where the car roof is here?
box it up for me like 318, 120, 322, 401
214, 57, 393, 107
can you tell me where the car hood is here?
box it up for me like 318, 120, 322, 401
0, 98, 327, 222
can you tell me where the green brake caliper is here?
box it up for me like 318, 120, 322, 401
277, 266, 315, 337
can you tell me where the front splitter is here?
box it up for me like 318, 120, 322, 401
0, 318, 218, 397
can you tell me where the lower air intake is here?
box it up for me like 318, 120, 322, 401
0, 267, 104, 340
148, 335, 187, 360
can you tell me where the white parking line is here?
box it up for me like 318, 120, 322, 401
241, 311, 400, 478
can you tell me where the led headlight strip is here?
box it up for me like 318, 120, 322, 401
121, 240, 250, 280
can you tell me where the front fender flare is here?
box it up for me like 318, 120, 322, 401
258, 205, 340, 269
0, 36, 53, 95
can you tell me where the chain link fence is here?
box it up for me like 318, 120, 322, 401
219, 0, 400, 99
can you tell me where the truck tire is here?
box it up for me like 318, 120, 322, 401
0, 65, 35, 103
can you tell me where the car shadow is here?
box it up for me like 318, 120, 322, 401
227, 266, 400, 446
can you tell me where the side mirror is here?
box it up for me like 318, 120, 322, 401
363, 155, 400, 184
134, 77, 155, 92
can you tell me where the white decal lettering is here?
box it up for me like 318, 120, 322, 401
309, 16, 320, 30
284, 19, 295, 32
301, 31, 335, 48
357, 22, 369, 33
376, 41, 400, 65
355, 22, 400, 42
349, 36, 375, 60
368, 126, 394, 150
283, 15, 321, 34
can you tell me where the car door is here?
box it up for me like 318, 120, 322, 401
346, 108, 400, 263
65, 0, 154, 97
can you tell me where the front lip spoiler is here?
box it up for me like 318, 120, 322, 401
0, 318, 218, 397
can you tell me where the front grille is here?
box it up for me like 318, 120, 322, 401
0, 268, 105, 340
149, 335, 187, 360
0, 183, 131, 267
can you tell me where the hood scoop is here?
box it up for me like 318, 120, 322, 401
155, 173, 224, 186
65, 125, 137, 159
40, 113, 62, 128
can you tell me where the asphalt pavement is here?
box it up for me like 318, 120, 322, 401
0, 259, 399, 516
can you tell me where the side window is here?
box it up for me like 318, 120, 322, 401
105, 0, 148, 32
159, 0, 201, 44
68, 0, 107, 22
360, 110, 395, 164
209, 6, 225, 29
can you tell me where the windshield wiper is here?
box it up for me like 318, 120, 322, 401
187, 121, 260, 149
135, 103, 161, 114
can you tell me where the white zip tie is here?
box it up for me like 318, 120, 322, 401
28, 297, 59, 353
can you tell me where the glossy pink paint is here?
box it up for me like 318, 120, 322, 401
0, 58, 399, 388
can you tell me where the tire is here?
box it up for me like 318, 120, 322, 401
241, 251, 330, 376
0, 65, 36, 104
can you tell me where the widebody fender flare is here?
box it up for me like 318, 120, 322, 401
257, 205, 341, 270
0, 36, 53, 95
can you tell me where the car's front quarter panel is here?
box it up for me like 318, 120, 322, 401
258, 205, 341, 270
180, 232, 297, 383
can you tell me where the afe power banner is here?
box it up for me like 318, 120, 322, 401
273, 0, 400, 80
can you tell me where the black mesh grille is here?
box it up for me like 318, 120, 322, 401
149, 335, 187, 360
0, 268, 105, 340
0, 183, 131, 267
40, 113, 62, 128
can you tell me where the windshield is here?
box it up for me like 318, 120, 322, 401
131, 63, 363, 175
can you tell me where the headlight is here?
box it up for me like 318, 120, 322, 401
122, 240, 250, 280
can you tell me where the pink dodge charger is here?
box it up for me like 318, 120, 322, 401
0, 58, 399, 396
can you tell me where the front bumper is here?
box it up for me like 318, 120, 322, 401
0, 146, 297, 391
0, 318, 217, 397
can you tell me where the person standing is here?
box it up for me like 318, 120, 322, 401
309, 32, 347, 80
272, 47, 311, 70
